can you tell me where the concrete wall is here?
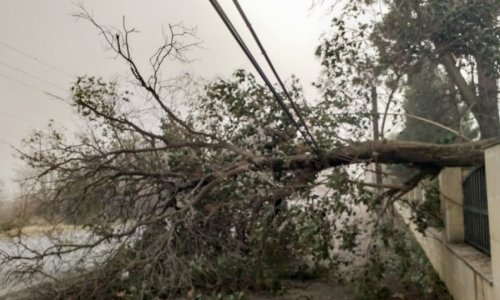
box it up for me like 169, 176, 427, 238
396, 143, 500, 300
485, 144, 500, 300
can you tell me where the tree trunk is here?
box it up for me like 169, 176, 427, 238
261, 140, 491, 173
371, 85, 383, 195
440, 52, 500, 139
476, 56, 500, 138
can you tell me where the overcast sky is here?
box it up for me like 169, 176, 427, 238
0, 0, 334, 197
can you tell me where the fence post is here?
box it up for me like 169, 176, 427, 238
439, 168, 464, 243
485, 143, 500, 294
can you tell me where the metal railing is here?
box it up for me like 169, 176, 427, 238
463, 165, 490, 256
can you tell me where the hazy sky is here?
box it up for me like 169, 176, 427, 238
0, 0, 333, 197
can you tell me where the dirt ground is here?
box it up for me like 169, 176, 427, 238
244, 278, 439, 300
247, 281, 357, 300
1, 278, 440, 300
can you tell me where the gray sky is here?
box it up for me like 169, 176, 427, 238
0, 0, 333, 197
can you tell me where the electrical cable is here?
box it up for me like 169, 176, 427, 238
0, 40, 73, 78
231, 0, 321, 152
209, 0, 320, 154
0, 60, 68, 92
0, 72, 67, 103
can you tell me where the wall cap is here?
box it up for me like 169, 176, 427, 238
482, 139, 500, 150
447, 243, 493, 285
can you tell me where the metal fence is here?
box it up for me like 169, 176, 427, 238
463, 165, 490, 256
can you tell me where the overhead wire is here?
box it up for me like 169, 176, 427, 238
0, 60, 68, 92
208, 0, 321, 154
0, 40, 74, 79
0, 72, 69, 104
231, 0, 320, 152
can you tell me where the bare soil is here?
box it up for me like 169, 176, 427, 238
247, 280, 356, 300
244, 278, 439, 300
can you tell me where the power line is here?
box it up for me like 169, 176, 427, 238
0, 60, 68, 92
231, 0, 320, 152
0, 40, 73, 79
0, 72, 69, 104
208, 0, 321, 154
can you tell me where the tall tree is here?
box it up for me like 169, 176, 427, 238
370, 0, 500, 138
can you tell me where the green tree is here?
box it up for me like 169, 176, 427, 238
397, 61, 473, 144
370, 0, 500, 138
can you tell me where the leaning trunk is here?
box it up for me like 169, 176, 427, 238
440, 52, 500, 139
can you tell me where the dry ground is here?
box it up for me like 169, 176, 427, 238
247, 281, 357, 300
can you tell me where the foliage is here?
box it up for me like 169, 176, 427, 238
314, 2, 381, 143
355, 219, 452, 300
409, 180, 444, 233
371, 0, 500, 73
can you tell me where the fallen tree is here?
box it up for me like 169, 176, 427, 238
0, 9, 494, 299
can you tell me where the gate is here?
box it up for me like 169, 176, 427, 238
463, 165, 490, 256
